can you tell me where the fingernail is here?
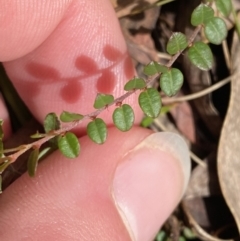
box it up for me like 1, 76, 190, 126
112, 132, 190, 241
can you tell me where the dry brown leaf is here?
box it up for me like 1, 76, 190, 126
182, 200, 234, 241
170, 100, 196, 143
185, 152, 221, 199
217, 29, 240, 234
120, 6, 160, 65
110, 0, 159, 18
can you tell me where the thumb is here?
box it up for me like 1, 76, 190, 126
0, 128, 190, 241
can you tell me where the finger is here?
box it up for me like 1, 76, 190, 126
0, 94, 11, 139
2, 0, 140, 133
0, 0, 72, 61
0, 128, 190, 241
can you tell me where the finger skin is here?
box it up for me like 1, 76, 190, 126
0, 127, 152, 241
0, 0, 72, 61
0, 127, 185, 241
2, 0, 141, 134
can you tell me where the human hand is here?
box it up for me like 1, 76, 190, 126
0, 0, 190, 240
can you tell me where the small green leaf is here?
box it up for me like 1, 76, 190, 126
204, 17, 227, 45
44, 113, 60, 133
166, 32, 188, 55
191, 4, 214, 26
143, 61, 168, 76
38, 147, 53, 161
87, 118, 107, 144
187, 42, 213, 70
93, 93, 114, 109
216, 0, 232, 17
60, 111, 84, 122
183, 227, 197, 239
124, 77, 146, 91
112, 104, 135, 131
0, 160, 11, 174
58, 132, 80, 158
160, 105, 173, 115
31, 132, 47, 139
0, 140, 4, 158
160, 68, 183, 96
140, 116, 154, 128
27, 148, 39, 177
138, 88, 161, 118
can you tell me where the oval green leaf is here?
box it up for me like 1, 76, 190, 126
140, 116, 154, 128
138, 88, 161, 118
58, 132, 80, 158
204, 17, 227, 45
160, 68, 183, 96
60, 111, 84, 122
44, 113, 60, 133
0, 140, 4, 158
27, 148, 39, 177
143, 61, 168, 76
187, 42, 213, 71
191, 4, 214, 26
166, 32, 188, 55
112, 104, 135, 132
124, 77, 146, 91
87, 118, 107, 144
93, 93, 114, 109
216, 0, 232, 17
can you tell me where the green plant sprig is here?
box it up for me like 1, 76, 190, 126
0, 1, 232, 182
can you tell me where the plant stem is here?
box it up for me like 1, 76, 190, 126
162, 75, 232, 104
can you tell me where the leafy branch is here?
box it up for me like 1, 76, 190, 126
0, 1, 233, 184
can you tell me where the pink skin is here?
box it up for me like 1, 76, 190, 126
0, 0, 188, 240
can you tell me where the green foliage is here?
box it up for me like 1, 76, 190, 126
87, 118, 107, 144
112, 104, 134, 131
204, 17, 227, 45
188, 42, 213, 70
182, 227, 197, 239
155, 230, 167, 241
60, 111, 84, 122
140, 116, 154, 128
58, 132, 80, 158
0, 0, 232, 181
0, 141, 3, 158
191, 4, 214, 26
0, 160, 11, 174
27, 148, 39, 177
143, 61, 168, 76
124, 77, 146, 91
44, 113, 60, 133
139, 88, 162, 118
160, 68, 184, 96
94, 93, 114, 109
166, 32, 188, 55
215, 0, 232, 17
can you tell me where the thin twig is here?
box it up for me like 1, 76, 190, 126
222, 40, 231, 70
162, 75, 232, 104
153, 118, 206, 167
